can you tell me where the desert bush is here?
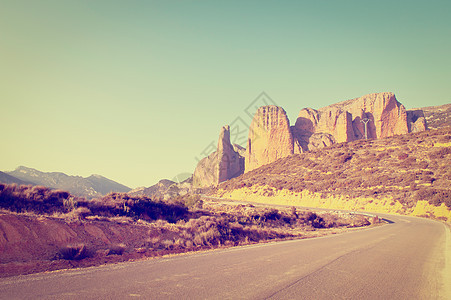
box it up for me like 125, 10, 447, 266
428, 147, 451, 159
417, 160, 429, 169
86, 193, 188, 223
337, 152, 354, 164
415, 188, 451, 207
290, 206, 298, 218
58, 244, 89, 260
349, 215, 371, 227
108, 243, 126, 255
0, 183, 74, 214
321, 213, 337, 227
298, 211, 325, 228
398, 153, 408, 160
181, 195, 203, 209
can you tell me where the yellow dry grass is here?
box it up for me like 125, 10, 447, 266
434, 142, 451, 147
216, 185, 451, 223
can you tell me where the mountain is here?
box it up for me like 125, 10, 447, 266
85, 174, 131, 196
216, 126, 451, 221
291, 92, 425, 152
128, 176, 192, 200
0, 171, 33, 185
194, 92, 427, 184
6, 166, 130, 198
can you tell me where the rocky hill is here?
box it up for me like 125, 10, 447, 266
128, 177, 192, 200
418, 103, 451, 130
215, 127, 451, 222
5, 166, 130, 198
0, 171, 32, 185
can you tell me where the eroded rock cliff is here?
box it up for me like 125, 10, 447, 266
292, 92, 423, 151
194, 92, 427, 180
193, 126, 245, 188
245, 106, 295, 172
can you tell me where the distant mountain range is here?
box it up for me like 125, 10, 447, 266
0, 171, 33, 185
2, 166, 131, 198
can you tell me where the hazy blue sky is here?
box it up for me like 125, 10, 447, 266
1, 0, 450, 188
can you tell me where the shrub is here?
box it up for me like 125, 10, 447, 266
86, 193, 189, 223
59, 244, 89, 260
350, 215, 371, 227
398, 153, 408, 160
299, 212, 325, 228
0, 183, 74, 214
108, 243, 126, 255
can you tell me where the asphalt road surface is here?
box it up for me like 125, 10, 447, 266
0, 213, 449, 299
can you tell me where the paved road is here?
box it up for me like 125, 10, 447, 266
0, 214, 449, 299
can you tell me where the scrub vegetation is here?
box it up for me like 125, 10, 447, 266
0, 184, 377, 277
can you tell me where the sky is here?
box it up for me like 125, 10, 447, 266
1, 0, 450, 188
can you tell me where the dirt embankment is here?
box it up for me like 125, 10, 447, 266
0, 213, 164, 277
0, 203, 378, 278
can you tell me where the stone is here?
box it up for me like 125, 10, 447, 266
193, 126, 245, 188
292, 92, 418, 151
245, 106, 295, 172
407, 109, 428, 132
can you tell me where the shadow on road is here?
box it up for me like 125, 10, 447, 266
381, 218, 395, 224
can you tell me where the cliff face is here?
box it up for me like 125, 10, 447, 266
193, 126, 244, 188
292, 92, 422, 151
245, 106, 295, 172
193, 92, 427, 183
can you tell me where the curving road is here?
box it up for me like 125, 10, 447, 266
0, 214, 449, 299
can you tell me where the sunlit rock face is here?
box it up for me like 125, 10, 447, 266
195, 93, 426, 182
245, 106, 295, 172
193, 125, 244, 188
292, 92, 419, 151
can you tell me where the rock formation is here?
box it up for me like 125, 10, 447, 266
407, 109, 428, 132
292, 92, 423, 151
194, 92, 427, 180
193, 126, 245, 188
245, 106, 296, 172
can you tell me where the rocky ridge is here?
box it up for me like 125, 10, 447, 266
193, 92, 431, 187
128, 177, 192, 200
292, 92, 425, 151
193, 126, 245, 188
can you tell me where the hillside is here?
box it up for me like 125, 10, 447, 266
128, 177, 192, 200
215, 127, 451, 222
0, 171, 32, 185
419, 103, 451, 129
5, 166, 130, 198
